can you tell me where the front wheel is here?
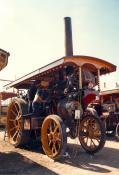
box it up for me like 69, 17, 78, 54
79, 115, 106, 154
41, 115, 67, 160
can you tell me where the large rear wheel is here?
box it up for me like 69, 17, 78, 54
79, 115, 106, 154
7, 98, 30, 147
116, 123, 119, 140
41, 115, 67, 160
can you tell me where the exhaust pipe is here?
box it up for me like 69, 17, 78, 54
64, 17, 73, 56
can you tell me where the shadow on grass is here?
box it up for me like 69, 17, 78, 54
0, 151, 58, 175
2, 131, 118, 174
58, 142, 119, 173
106, 134, 119, 142
22, 139, 119, 174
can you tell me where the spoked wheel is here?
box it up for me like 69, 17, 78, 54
7, 98, 29, 147
41, 115, 67, 160
79, 115, 106, 154
116, 123, 119, 140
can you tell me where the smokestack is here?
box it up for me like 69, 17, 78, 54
64, 17, 73, 56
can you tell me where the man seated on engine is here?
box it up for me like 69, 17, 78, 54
32, 88, 48, 115
27, 81, 37, 113
64, 65, 77, 95
32, 79, 50, 115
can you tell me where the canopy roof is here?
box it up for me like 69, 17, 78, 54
4, 55, 116, 89
0, 49, 10, 71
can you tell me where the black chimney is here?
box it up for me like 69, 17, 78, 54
64, 17, 73, 56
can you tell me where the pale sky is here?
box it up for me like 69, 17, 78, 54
0, 0, 119, 90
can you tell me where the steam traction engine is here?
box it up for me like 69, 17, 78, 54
5, 17, 116, 159
100, 89, 119, 138
0, 49, 10, 127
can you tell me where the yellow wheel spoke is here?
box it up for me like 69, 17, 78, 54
16, 131, 21, 140
93, 133, 101, 139
54, 125, 59, 133
12, 130, 18, 140
86, 136, 89, 144
92, 137, 100, 143
16, 115, 21, 120
49, 122, 53, 132
48, 140, 52, 146
90, 138, 99, 148
56, 137, 61, 142
13, 103, 19, 114
9, 119, 15, 122
82, 125, 88, 130
9, 126, 16, 132
55, 132, 61, 142
52, 143, 57, 155
47, 133, 51, 141
11, 109, 17, 117
90, 138, 93, 148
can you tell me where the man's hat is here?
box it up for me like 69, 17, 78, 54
65, 65, 74, 75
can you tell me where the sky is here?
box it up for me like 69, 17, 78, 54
0, 0, 119, 90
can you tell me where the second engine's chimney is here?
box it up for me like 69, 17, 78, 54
64, 17, 73, 56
